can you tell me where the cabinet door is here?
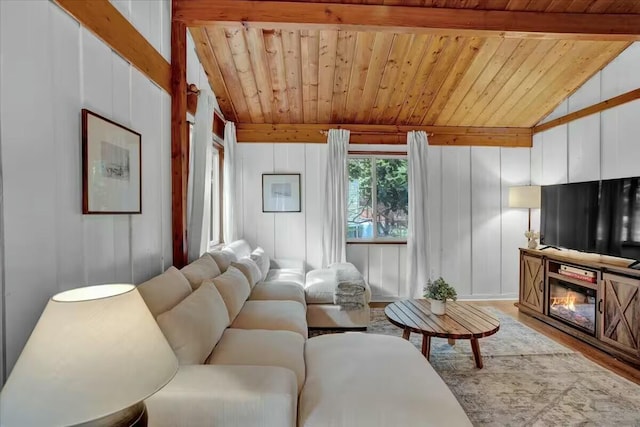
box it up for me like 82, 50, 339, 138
600, 273, 640, 357
520, 255, 544, 313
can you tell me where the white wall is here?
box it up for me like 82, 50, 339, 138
532, 42, 640, 229
0, 0, 211, 383
237, 143, 530, 301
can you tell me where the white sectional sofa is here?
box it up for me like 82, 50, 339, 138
218, 239, 372, 328
136, 240, 471, 426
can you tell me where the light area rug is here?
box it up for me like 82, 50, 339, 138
310, 307, 640, 426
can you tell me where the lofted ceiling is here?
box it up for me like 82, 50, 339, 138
188, 0, 639, 129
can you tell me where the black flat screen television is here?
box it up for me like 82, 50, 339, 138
540, 177, 640, 263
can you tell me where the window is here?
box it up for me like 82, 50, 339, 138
347, 156, 408, 241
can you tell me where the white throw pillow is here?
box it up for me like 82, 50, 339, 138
250, 247, 270, 280
180, 254, 222, 290
212, 266, 251, 321
156, 281, 230, 365
231, 258, 263, 288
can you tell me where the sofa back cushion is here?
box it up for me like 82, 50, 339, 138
224, 239, 252, 259
212, 266, 251, 321
181, 254, 222, 290
156, 282, 230, 365
137, 267, 192, 318
231, 258, 262, 288
250, 247, 270, 280
208, 251, 233, 273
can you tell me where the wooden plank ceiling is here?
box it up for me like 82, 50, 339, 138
189, 0, 637, 131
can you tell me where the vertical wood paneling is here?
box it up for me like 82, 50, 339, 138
600, 43, 640, 100
1, 0, 59, 372
500, 148, 530, 296
471, 147, 502, 296
346, 245, 369, 289
1, 0, 177, 377
540, 125, 568, 185
82, 29, 117, 284
112, 54, 134, 284
441, 147, 472, 296
568, 116, 600, 182
273, 144, 307, 260
427, 146, 442, 279
51, 5, 86, 292
131, 70, 163, 283
305, 144, 326, 269
601, 101, 640, 179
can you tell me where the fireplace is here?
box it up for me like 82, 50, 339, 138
548, 278, 597, 335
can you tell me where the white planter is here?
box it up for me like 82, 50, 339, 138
430, 299, 446, 315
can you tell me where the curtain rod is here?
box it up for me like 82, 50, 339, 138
319, 130, 434, 137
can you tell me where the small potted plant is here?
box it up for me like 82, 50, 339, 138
424, 277, 457, 315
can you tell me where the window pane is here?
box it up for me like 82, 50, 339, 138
376, 158, 408, 238
347, 158, 373, 239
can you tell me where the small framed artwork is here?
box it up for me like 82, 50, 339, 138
82, 109, 142, 214
262, 173, 301, 213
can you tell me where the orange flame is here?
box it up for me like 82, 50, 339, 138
551, 294, 577, 311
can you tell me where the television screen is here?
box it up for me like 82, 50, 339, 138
597, 177, 640, 261
540, 181, 600, 253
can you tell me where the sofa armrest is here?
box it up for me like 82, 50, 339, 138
270, 258, 305, 272
146, 365, 297, 427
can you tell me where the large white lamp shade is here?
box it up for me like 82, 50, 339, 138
0, 284, 178, 426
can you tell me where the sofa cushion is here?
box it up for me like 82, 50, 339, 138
156, 282, 230, 365
249, 283, 306, 306
250, 247, 270, 280
231, 301, 308, 339
299, 333, 472, 427
265, 269, 305, 288
207, 251, 232, 273
304, 269, 337, 304
212, 266, 251, 321
225, 239, 253, 259
230, 258, 262, 288
137, 266, 192, 318
181, 254, 222, 290
146, 365, 298, 427
207, 329, 306, 391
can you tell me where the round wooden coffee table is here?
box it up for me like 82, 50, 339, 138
384, 299, 500, 368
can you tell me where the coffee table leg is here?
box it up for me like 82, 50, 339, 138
402, 328, 410, 340
422, 334, 431, 360
471, 338, 483, 369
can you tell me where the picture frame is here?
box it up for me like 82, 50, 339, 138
262, 173, 301, 213
82, 109, 142, 214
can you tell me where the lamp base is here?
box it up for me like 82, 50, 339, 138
73, 401, 147, 427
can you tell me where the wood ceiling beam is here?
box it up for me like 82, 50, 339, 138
54, 0, 171, 93
235, 124, 532, 147
533, 87, 640, 134
173, 1, 640, 41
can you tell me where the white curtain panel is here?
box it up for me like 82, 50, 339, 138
406, 131, 431, 298
322, 129, 350, 267
187, 91, 216, 262
223, 121, 239, 244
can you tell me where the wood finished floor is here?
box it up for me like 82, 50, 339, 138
370, 300, 640, 385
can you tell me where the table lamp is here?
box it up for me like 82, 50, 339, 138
508, 185, 541, 249
0, 284, 178, 427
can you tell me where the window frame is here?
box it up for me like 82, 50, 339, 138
346, 153, 408, 244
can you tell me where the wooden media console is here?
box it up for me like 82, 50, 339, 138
519, 248, 640, 367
